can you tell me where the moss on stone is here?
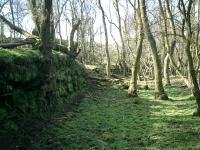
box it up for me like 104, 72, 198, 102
0, 48, 86, 133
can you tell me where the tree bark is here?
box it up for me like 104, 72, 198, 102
37, 0, 56, 115
128, 2, 144, 97
139, 0, 168, 100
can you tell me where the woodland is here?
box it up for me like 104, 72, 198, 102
0, 0, 200, 149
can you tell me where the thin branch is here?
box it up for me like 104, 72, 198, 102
54, 0, 68, 29
0, 0, 9, 12
105, 14, 119, 30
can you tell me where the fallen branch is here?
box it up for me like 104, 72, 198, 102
0, 39, 34, 48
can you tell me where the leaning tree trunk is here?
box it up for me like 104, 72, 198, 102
139, 0, 168, 100
37, 0, 56, 115
178, 0, 200, 116
185, 36, 200, 116
98, 0, 111, 77
128, 5, 144, 97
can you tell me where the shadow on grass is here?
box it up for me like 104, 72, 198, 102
149, 114, 200, 149
9, 85, 200, 150
25, 86, 159, 150
145, 85, 200, 149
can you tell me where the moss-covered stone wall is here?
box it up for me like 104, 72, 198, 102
0, 48, 86, 132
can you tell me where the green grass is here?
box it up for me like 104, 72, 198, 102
29, 83, 200, 150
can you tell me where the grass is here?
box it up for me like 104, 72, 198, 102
28, 81, 200, 150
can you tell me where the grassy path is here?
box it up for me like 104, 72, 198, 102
31, 81, 200, 150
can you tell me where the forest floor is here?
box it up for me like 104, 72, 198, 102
26, 76, 200, 150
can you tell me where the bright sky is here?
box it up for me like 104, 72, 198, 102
1, 0, 135, 45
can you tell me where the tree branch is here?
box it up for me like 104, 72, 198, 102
105, 14, 119, 30
70, 19, 81, 50
0, 14, 35, 38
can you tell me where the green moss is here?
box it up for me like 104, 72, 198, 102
0, 49, 42, 82
0, 48, 86, 141
0, 48, 42, 62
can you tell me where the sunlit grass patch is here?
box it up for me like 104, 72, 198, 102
29, 82, 200, 149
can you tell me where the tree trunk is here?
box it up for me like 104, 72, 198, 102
0, 20, 4, 37
0, 20, 5, 42
186, 36, 200, 116
128, 4, 144, 97
98, 0, 111, 77
158, 0, 172, 86
139, 0, 168, 100
164, 54, 170, 85
178, 0, 200, 116
114, 0, 127, 76
10, 0, 15, 39
28, 0, 41, 34
37, 0, 55, 115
